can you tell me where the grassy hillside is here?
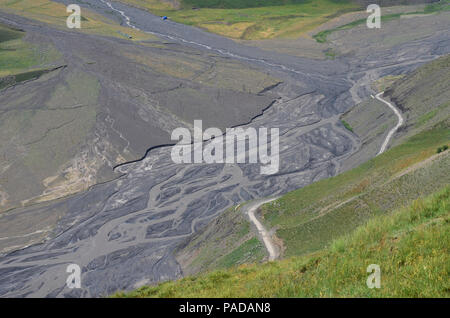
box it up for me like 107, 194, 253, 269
115, 185, 449, 297
0, 22, 22, 42
0, 22, 64, 91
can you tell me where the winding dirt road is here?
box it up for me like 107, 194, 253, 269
375, 92, 404, 155
243, 198, 280, 261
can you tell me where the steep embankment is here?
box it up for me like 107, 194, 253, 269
175, 197, 280, 276
385, 53, 450, 145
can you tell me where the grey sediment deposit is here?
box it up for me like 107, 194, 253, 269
0, 0, 448, 297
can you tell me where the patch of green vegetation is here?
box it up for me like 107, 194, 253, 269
324, 48, 338, 59
416, 109, 438, 128
115, 186, 450, 297
313, 29, 331, 43
437, 145, 448, 154
341, 119, 353, 132
0, 36, 40, 76
424, 0, 450, 14
0, 69, 52, 90
217, 237, 265, 269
